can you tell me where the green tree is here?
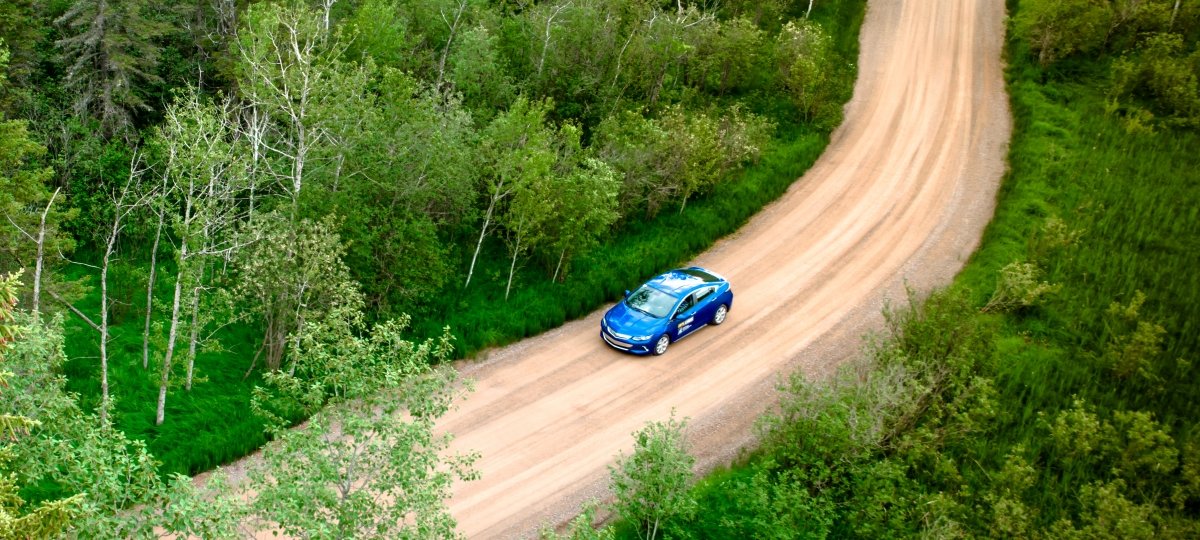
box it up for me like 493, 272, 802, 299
248, 305, 476, 540
235, 0, 371, 218
609, 412, 696, 540
0, 45, 77, 315
694, 17, 766, 96
775, 19, 839, 126
2, 271, 243, 539
539, 157, 620, 282
1109, 32, 1200, 129
235, 213, 358, 375
54, 0, 172, 138
336, 70, 475, 314
1014, 0, 1111, 68
149, 87, 249, 425
465, 96, 555, 289
0, 270, 81, 540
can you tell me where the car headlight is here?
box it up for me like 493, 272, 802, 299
631, 334, 653, 341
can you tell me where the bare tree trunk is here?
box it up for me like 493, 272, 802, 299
435, 0, 468, 88
31, 188, 61, 316
143, 206, 164, 369
48, 290, 100, 332
536, 3, 572, 80
552, 248, 566, 283
1172, 0, 1182, 27
805, 0, 814, 18
99, 230, 115, 425
287, 284, 307, 377
505, 230, 521, 301
321, 0, 336, 33
465, 196, 498, 288
185, 282, 202, 391
157, 240, 188, 426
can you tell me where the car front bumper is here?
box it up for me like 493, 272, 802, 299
600, 328, 653, 355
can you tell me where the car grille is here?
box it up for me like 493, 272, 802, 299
602, 322, 632, 341
602, 331, 632, 350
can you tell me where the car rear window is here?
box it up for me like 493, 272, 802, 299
679, 268, 720, 282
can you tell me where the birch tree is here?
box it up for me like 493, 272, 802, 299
465, 96, 555, 289
235, 0, 369, 217
141, 172, 167, 370
151, 88, 248, 425
97, 151, 153, 424
0, 114, 76, 315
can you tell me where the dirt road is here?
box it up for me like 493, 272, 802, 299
442, 0, 1011, 536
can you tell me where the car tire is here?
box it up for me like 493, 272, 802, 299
652, 335, 671, 356
712, 304, 729, 325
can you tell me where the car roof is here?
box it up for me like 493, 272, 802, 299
645, 267, 725, 296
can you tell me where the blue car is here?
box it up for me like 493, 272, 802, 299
600, 267, 734, 355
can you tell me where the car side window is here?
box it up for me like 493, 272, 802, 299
677, 294, 695, 316
695, 286, 715, 303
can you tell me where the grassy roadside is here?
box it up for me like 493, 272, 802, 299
60, 1, 867, 477
662, 8, 1200, 539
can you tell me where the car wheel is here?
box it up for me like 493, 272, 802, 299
712, 304, 729, 325
652, 335, 671, 356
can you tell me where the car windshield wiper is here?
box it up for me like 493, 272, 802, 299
625, 301, 655, 317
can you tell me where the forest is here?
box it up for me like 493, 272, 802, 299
1, 0, 862, 536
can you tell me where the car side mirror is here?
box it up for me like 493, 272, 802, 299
624, 289, 631, 299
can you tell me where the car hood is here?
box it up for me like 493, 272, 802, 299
604, 301, 666, 337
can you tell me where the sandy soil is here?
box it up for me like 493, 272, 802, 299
439, 0, 1012, 536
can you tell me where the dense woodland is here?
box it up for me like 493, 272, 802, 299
1, 0, 861, 536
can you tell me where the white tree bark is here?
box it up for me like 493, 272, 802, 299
143, 203, 164, 369
185, 281, 202, 391
31, 188, 61, 316
435, 0, 469, 88
157, 238, 188, 426
465, 192, 499, 288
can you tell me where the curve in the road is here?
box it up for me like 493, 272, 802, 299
442, 0, 1011, 536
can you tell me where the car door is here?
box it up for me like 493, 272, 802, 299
670, 293, 698, 338
693, 286, 718, 325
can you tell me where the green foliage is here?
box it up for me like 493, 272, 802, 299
539, 501, 615, 540
982, 261, 1061, 313
680, 1, 1200, 536
1109, 32, 1200, 130
609, 413, 696, 540
775, 19, 845, 128
1013, 0, 1111, 68
594, 105, 774, 217
0, 106, 77, 304
235, 213, 360, 372
1, 278, 243, 538
247, 308, 474, 540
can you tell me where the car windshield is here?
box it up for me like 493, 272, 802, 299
626, 285, 677, 319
